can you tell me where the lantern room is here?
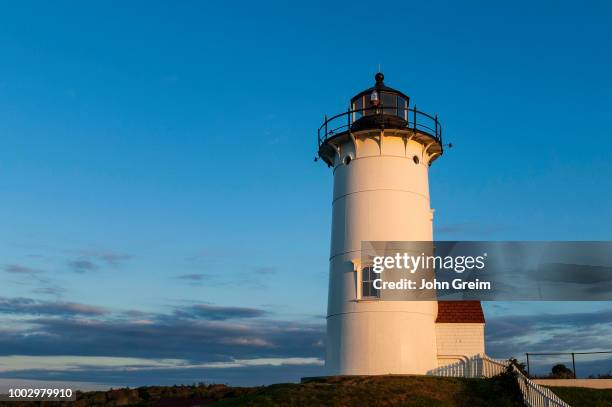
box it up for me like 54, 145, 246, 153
317, 73, 444, 167
350, 72, 410, 131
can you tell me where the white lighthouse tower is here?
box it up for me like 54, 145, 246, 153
317, 73, 485, 376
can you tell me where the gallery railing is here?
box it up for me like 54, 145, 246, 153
317, 106, 443, 149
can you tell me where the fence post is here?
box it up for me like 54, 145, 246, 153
572, 353, 576, 379
526, 353, 530, 377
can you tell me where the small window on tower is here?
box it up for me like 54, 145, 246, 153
361, 266, 380, 299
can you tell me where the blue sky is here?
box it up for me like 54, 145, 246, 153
0, 0, 611, 388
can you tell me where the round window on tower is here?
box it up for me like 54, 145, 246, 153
413, 155, 420, 165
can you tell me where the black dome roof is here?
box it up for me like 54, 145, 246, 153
350, 72, 410, 103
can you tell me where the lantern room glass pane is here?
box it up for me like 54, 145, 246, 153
381, 92, 397, 116
353, 96, 363, 120
363, 94, 375, 117
398, 96, 407, 119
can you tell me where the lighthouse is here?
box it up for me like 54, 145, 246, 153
317, 73, 485, 376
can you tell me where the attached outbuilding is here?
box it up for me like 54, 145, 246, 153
436, 301, 486, 367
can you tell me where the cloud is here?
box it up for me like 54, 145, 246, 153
0, 320, 324, 385
5, 296, 609, 385
253, 267, 276, 275
119, 310, 151, 318
69, 260, 98, 273
4, 264, 41, 274
486, 307, 612, 365
0, 297, 108, 317
2, 265, 66, 298
67, 249, 131, 272
175, 268, 278, 289
175, 274, 208, 281
219, 267, 278, 289
0, 355, 322, 373
0, 298, 324, 371
536, 263, 612, 284
172, 304, 266, 320
0, 363, 326, 388
77, 250, 130, 267
0, 316, 324, 368
32, 286, 65, 296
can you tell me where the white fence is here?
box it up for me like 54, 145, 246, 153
429, 354, 571, 407
429, 354, 507, 378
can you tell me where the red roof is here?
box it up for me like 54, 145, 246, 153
436, 301, 485, 323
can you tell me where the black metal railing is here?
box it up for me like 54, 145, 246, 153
525, 350, 612, 379
317, 105, 443, 149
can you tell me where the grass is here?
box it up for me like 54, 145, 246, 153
0, 374, 525, 406
191, 376, 523, 407
214, 374, 525, 407
546, 386, 612, 407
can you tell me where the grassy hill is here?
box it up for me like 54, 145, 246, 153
213, 375, 525, 407
546, 386, 612, 407
1, 374, 526, 406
